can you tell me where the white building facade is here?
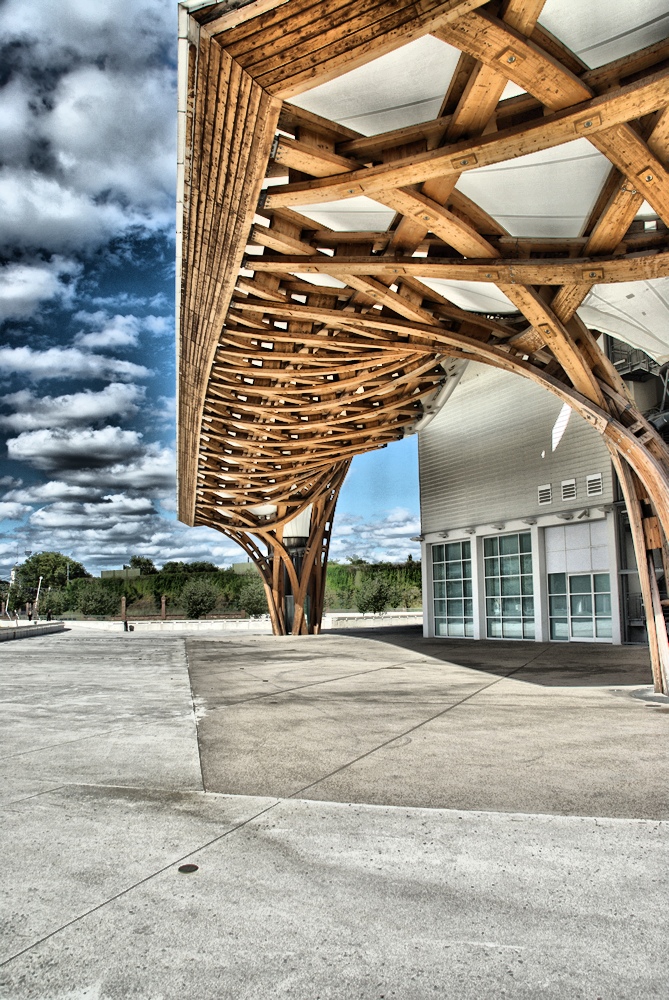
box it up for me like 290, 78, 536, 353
417, 362, 649, 645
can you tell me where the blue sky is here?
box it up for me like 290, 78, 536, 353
0, 0, 421, 578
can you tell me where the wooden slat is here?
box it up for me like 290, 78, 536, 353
246, 249, 669, 284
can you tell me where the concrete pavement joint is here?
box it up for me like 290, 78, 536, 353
0, 795, 282, 970
204, 657, 427, 708
286, 648, 550, 800
183, 639, 205, 792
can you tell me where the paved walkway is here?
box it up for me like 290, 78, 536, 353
1, 628, 667, 999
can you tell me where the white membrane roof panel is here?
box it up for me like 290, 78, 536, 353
579, 280, 669, 364
418, 278, 518, 315
288, 35, 460, 135
455, 139, 612, 238
294, 197, 396, 232
539, 0, 669, 69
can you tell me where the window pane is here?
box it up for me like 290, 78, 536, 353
595, 617, 612, 638
485, 557, 499, 577
447, 599, 464, 617
519, 532, 532, 554
447, 620, 465, 637
462, 540, 471, 560
520, 554, 533, 574
433, 563, 445, 581
446, 580, 463, 598
500, 555, 520, 576
502, 597, 521, 617
433, 581, 446, 599
499, 534, 519, 555
486, 598, 501, 616
434, 600, 446, 616
446, 561, 463, 579
549, 595, 567, 615
432, 545, 444, 563
502, 619, 522, 638
501, 576, 521, 596
484, 537, 498, 557
463, 579, 473, 598
435, 619, 449, 637
462, 560, 472, 579
571, 618, 594, 638
550, 618, 569, 640
594, 573, 611, 593
570, 575, 591, 594
595, 593, 611, 616
522, 597, 534, 617
549, 573, 566, 595
487, 619, 502, 637
487, 577, 500, 597
571, 594, 593, 616
521, 575, 534, 596
445, 542, 462, 561
464, 599, 473, 617
465, 621, 474, 638
523, 620, 535, 639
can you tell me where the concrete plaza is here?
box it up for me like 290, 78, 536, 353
1, 626, 668, 998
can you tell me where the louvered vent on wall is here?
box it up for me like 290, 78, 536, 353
538, 484, 552, 505
586, 473, 603, 496
561, 479, 577, 501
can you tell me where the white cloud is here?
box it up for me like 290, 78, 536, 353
0, 168, 151, 253
0, 346, 150, 382
7, 426, 146, 471
31, 494, 155, 531
47, 65, 175, 215
0, 383, 144, 431
63, 446, 176, 493
0, 257, 81, 320
3, 481, 102, 504
0, 501, 31, 520
329, 508, 422, 563
71, 310, 171, 349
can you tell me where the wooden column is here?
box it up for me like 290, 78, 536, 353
609, 450, 669, 694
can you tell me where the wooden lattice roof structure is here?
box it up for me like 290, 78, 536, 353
176, 0, 669, 680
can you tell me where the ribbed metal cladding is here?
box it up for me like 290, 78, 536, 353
418, 364, 615, 533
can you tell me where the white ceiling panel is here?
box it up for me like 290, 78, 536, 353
455, 139, 612, 238
294, 197, 396, 233
579, 280, 669, 363
288, 35, 460, 136
539, 0, 669, 69
418, 278, 518, 314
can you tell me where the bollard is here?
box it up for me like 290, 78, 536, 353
161, 594, 166, 620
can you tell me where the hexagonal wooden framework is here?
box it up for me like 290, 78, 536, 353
177, 0, 669, 690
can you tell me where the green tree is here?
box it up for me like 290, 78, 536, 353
355, 577, 389, 615
128, 556, 157, 575
18, 551, 89, 590
182, 579, 218, 619
238, 576, 268, 617
160, 561, 188, 574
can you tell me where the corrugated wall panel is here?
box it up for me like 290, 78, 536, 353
419, 364, 614, 533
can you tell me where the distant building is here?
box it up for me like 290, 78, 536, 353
100, 568, 141, 580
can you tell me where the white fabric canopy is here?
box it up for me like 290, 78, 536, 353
287, 5, 669, 362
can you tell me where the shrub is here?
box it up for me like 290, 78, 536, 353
355, 578, 390, 615
238, 576, 268, 617
182, 579, 218, 619
78, 584, 120, 617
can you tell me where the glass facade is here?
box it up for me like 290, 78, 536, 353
549, 572, 612, 640
432, 541, 473, 637
484, 532, 534, 639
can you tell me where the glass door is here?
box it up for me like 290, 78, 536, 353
548, 572, 612, 641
